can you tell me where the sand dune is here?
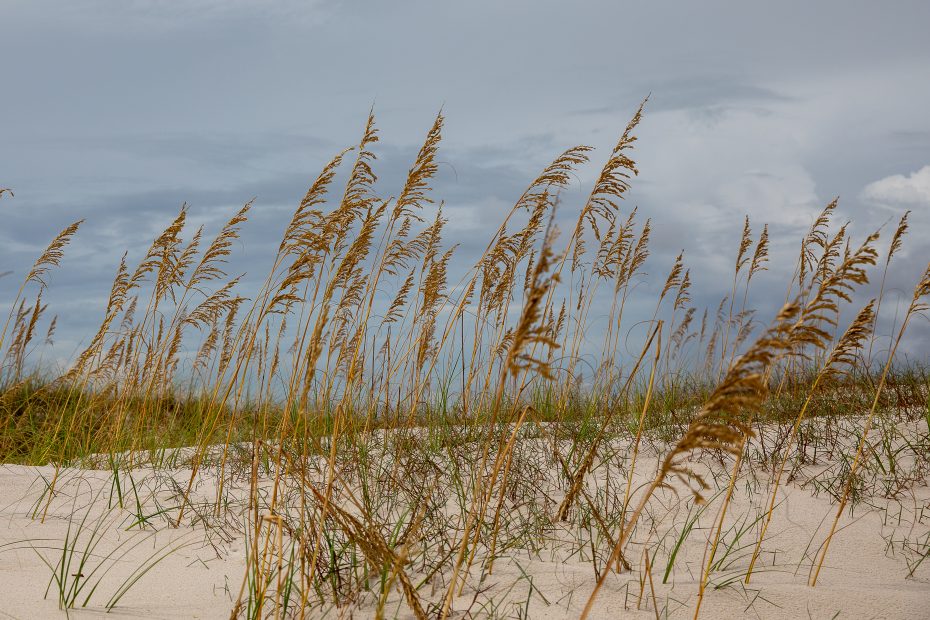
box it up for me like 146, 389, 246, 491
1, 425, 927, 619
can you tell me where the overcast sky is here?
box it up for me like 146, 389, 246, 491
2, 1, 929, 363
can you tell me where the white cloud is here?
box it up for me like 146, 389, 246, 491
861, 165, 930, 207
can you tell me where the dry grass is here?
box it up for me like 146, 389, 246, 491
2, 105, 929, 618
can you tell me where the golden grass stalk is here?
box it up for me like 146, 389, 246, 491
796, 199, 837, 296
0, 219, 82, 356
730, 224, 769, 362
866, 210, 909, 364
693, 228, 876, 610
810, 261, 930, 586
441, 221, 563, 617
719, 216, 753, 372
745, 299, 875, 582
580, 300, 802, 620
176, 129, 366, 526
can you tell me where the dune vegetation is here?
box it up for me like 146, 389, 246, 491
1, 104, 929, 618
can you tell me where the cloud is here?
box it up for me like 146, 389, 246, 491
861, 165, 930, 207
3, 0, 930, 361
12, 0, 332, 27
570, 78, 793, 128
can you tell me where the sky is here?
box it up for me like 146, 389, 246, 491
2, 0, 930, 366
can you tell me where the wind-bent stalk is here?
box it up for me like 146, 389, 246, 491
811, 262, 930, 586
746, 300, 876, 582
581, 300, 803, 620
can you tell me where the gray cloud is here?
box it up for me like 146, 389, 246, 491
2, 0, 930, 363
573, 78, 793, 119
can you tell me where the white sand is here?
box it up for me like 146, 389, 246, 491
1, 432, 928, 619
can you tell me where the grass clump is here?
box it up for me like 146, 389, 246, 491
2, 103, 929, 618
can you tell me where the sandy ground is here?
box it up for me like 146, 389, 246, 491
1, 436, 929, 619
